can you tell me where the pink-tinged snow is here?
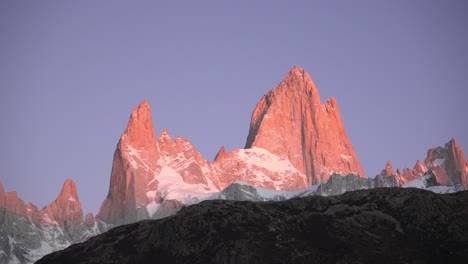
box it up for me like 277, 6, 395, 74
145, 166, 216, 217
124, 145, 155, 172
227, 147, 306, 189
236, 147, 302, 174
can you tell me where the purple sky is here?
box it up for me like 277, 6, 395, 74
1, 1, 467, 215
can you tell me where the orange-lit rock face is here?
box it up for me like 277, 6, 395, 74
123, 100, 158, 150
0, 182, 29, 218
97, 100, 218, 225
445, 138, 468, 189
393, 138, 467, 188
245, 66, 365, 185
97, 100, 161, 225
40, 179, 84, 227
382, 161, 394, 176
0, 179, 85, 228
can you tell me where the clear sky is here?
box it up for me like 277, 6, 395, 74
1, 1, 467, 215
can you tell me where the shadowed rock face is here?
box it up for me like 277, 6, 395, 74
38, 188, 468, 264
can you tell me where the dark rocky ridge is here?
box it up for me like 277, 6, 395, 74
38, 188, 468, 264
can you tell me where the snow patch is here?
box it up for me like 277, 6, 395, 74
155, 166, 215, 205
402, 175, 428, 189
432, 158, 445, 166
125, 145, 141, 169
340, 154, 352, 161
146, 190, 159, 217
233, 147, 304, 189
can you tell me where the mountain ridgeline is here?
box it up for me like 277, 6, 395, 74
1, 66, 467, 263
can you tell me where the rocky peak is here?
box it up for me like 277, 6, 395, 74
159, 128, 171, 141
121, 100, 157, 150
382, 161, 394, 176
395, 139, 467, 189
158, 128, 175, 154
40, 179, 84, 228
214, 145, 227, 163
244, 66, 365, 185
413, 160, 427, 175
445, 138, 468, 189
57, 179, 79, 202
0, 182, 28, 217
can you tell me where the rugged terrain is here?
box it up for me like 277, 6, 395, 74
1, 66, 467, 263
0, 180, 107, 264
38, 188, 468, 264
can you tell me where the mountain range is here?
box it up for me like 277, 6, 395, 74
37, 188, 468, 264
1, 66, 467, 263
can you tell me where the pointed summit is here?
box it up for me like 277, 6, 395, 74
98, 100, 162, 225
41, 179, 83, 228
245, 66, 365, 185
121, 99, 157, 149
413, 160, 427, 175
214, 145, 227, 163
383, 161, 394, 176
57, 179, 79, 201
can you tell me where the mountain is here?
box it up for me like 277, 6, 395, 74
37, 188, 468, 264
96, 66, 368, 226
96, 101, 219, 226
0, 180, 107, 264
379, 139, 468, 189
245, 66, 365, 185
402, 170, 465, 193
2, 66, 467, 263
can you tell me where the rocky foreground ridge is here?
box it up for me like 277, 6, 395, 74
1, 66, 467, 263
38, 188, 468, 264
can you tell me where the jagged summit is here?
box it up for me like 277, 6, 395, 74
381, 138, 468, 189
3, 66, 468, 264
214, 145, 227, 162
40, 179, 83, 228
245, 66, 365, 185
121, 99, 157, 149
56, 179, 79, 201
383, 161, 394, 176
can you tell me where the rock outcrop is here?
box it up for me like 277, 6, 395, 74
0, 180, 106, 264
97, 101, 218, 226
40, 180, 82, 224
389, 139, 468, 189
38, 188, 468, 264
97, 100, 161, 225
5, 66, 468, 264
245, 66, 365, 185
